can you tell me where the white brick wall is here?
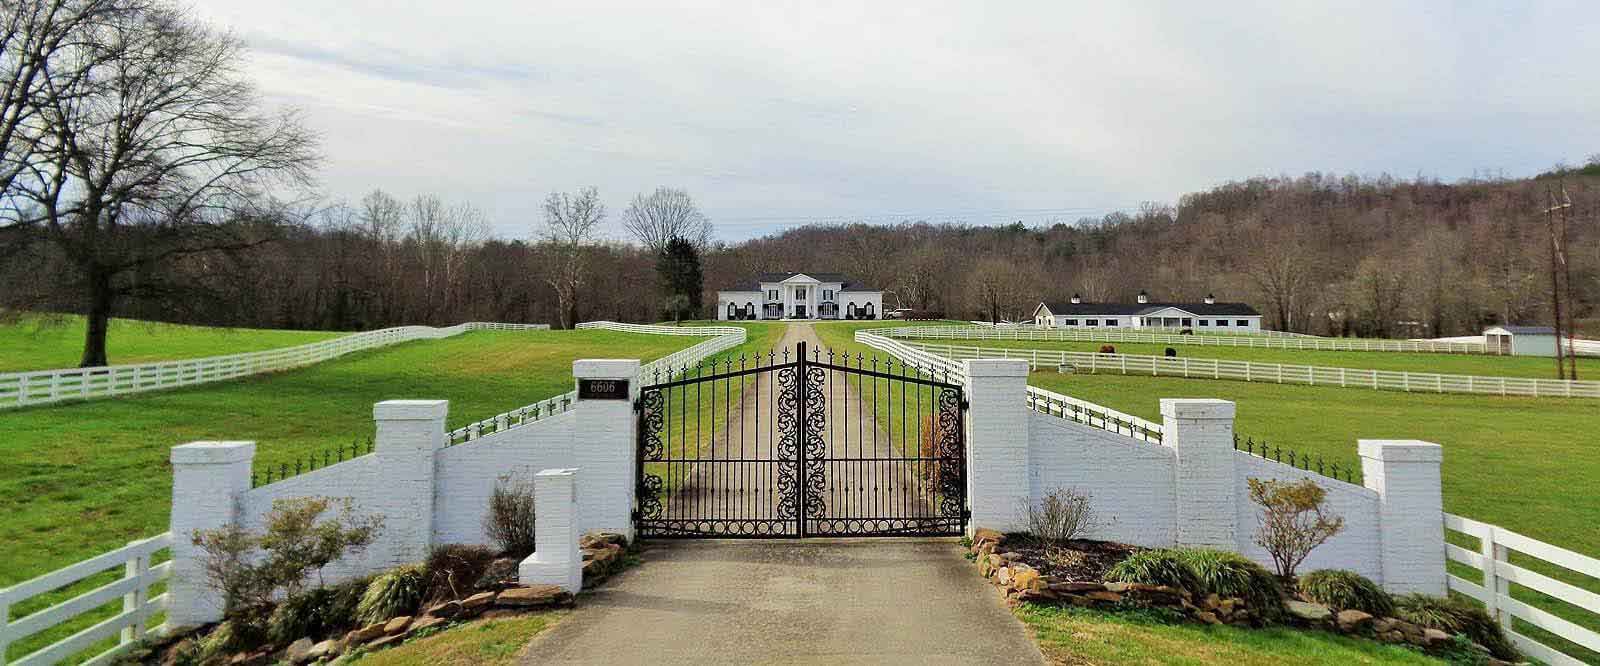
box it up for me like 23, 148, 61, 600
1360, 440, 1447, 594
964, 358, 1032, 534
168, 441, 254, 628
370, 400, 448, 567
1028, 415, 1176, 546
571, 360, 639, 540
1232, 454, 1383, 582
519, 468, 583, 592
434, 412, 574, 545
1163, 399, 1238, 549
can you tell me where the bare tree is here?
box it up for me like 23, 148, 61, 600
622, 187, 711, 252
2, 1, 318, 365
541, 186, 604, 329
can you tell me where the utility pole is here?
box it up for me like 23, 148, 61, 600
1543, 186, 1573, 379
1559, 186, 1578, 380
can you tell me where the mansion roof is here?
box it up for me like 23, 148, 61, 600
725, 272, 879, 292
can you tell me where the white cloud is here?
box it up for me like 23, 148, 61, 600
194, 0, 1600, 240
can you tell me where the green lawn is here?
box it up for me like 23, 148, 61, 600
350, 612, 566, 666
916, 336, 1600, 380
0, 313, 343, 372
1017, 605, 1441, 665
0, 328, 704, 585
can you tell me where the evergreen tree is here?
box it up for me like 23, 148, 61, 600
656, 236, 703, 322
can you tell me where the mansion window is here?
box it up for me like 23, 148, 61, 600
767, 289, 778, 300
823, 289, 834, 301
796, 287, 807, 299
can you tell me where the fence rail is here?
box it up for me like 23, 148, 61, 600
0, 322, 550, 410
910, 342, 1600, 399
448, 322, 747, 446
874, 325, 1492, 354
1025, 385, 1164, 444
1, 533, 174, 666
1444, 514, 1600, 666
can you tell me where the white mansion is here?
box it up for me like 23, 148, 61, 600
1032, 292, 1263, 331
717, 272, 885, 320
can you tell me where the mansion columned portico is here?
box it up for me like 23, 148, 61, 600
716, 272, 884, 321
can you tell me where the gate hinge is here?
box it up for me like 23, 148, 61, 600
633, 400, 643, 412
962, 509, 972, 520
631, 509, 641, 521
960, 399, 970, 410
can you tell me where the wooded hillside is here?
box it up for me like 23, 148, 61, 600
6, 169, 1597, 338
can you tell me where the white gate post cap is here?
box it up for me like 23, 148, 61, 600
171, 441, 255, 464
373, 399, 449, 420
963, 358, 1029, 378
1358, 439, 1442, 463
574, 359, 640, 379
1159, 398, 1235, 420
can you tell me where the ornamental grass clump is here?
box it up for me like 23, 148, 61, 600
483, 476, 537, 558
1393, 593, 1520, 661
357, 564, 429, 624
1297, 569, 1394, 617
1173, 548, 1286, 618
1105, 549, 1202, 595
425, 543, 496, 602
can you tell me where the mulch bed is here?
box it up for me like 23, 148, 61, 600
997, 533, 1140, 580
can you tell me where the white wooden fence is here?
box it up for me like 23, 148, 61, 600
1444, 514, 1600, 666
910, 342, 1600, 399
874, 325, 1492, 354
449, 322, 747, 445
0, 322, 550, 410
0, 533, 173, 666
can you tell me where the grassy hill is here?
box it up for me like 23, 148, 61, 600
0, 313, 342, 372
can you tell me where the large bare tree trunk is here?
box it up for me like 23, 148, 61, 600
80, 267, 113, 367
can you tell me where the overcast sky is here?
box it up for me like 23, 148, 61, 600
195, 1, 1600, 242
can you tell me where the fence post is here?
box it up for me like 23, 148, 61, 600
1477, 525, 1512, 632
168, 441, 255, 628
571, 359, 640, 540
121, 544, 149, 645
963, 359, 1031, 535
1162, 399, 1237, 549
519, 468, 582, 593
372, 399, 448, 567
1359, 440, 1446, 594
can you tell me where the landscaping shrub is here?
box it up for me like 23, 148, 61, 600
1247, 477, 1344, 578
425, 543, 496, 601
1393, 593, 1519, 661
1173, 548, 1285, 618
192, 497, 383, 618
1019, 487, 1098, 543
357, 564, 429, 624
1105, 549, 1201, 595
266, 575, 372, 644
1297, 569, 1393, 616
483, 476, 537, 558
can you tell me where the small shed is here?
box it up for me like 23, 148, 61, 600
1484, 326, 1558, 357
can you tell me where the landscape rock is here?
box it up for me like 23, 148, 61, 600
1086, 591, 1123, 603
496, 584, 573, 608
410, 616, 449, 634
306, 639, 344, 661
383, 615, 413, 635
462, 591, 497, 611
580, 531, 628, 549
995, 567, 1014, 587
285, 638, 315, 665
1196, 611, 1222, 625
972, 528, 1004, 547
1336, 610, 1374, 633
1050, 581, 1109, 594
1287, 600, 1332, 622
366, 634, 406, 651
425, 600, 461, 618
346, 622, 387, 645
1372, 617, 1398, 634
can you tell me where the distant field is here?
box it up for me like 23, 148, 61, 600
0, 328, 704, 585
918, 337, 1600, 380
0, 313, 343, 372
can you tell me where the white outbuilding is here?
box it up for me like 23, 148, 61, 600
1483, 325, 1558, 357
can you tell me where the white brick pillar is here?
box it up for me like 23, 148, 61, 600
168, 441, 254, 628
519, 468, 582, 593
1360, 439, 1446, 594
963, 358, 1031, 534
571, 359, 640, 540
1162, 398, 1238, 549
372, 399, 447, 567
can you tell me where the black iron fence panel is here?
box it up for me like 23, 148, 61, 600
635, 341, 967, 538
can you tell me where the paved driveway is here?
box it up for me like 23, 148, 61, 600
519, 539, 1045, 665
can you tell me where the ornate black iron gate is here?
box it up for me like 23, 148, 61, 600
634, 341, 967, 538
